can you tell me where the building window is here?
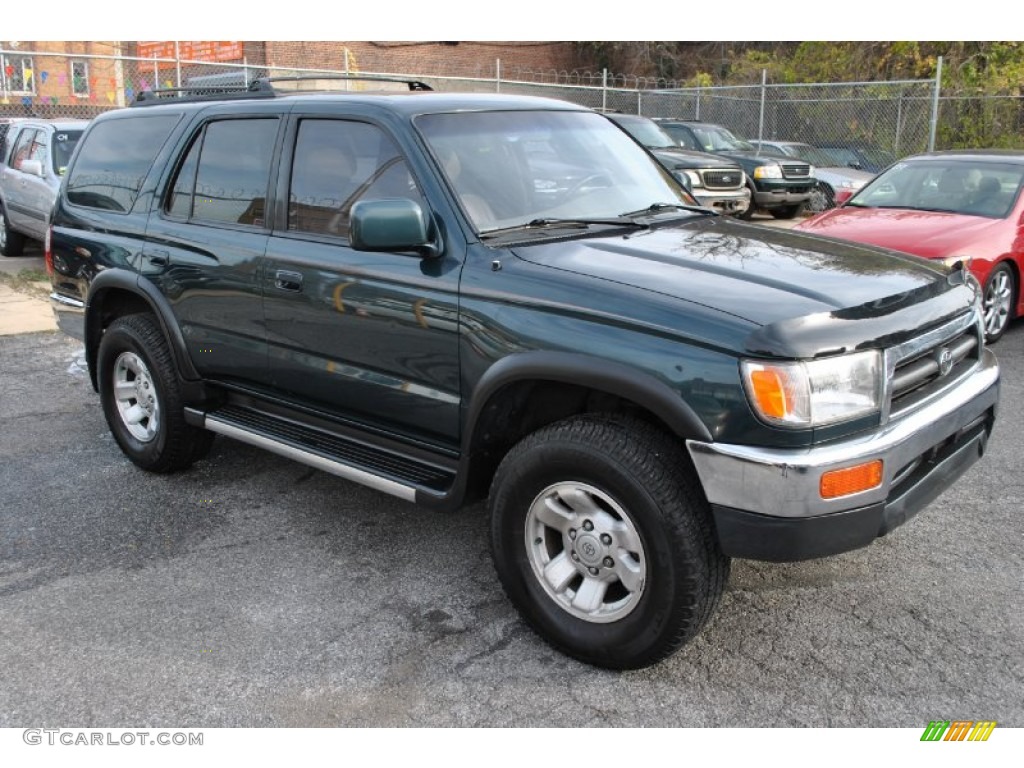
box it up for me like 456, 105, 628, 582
1, 56, 35, 94
71, 60, 89, 96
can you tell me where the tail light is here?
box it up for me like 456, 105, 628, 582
44, 225, 53, 275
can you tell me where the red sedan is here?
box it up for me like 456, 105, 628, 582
796, 150, 1024, 342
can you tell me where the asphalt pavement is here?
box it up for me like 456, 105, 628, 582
0, 265, 1021, 728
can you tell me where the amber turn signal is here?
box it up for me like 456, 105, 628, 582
748, 368, 790, 420
820, 460, 883, 499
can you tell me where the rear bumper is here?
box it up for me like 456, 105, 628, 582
687, 349, 999, 561
50, 291, 85, 340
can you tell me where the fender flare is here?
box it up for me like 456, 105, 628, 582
462, 350, 714, 450
84, 269, 199, 389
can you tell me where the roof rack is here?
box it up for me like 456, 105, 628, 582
252, 74, 434, 92
132, 80, 275, 106
131, 73, 432, 107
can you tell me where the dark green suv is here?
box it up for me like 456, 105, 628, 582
48, 78, 999, 669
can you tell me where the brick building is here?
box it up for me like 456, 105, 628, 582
0, 41, 582, 119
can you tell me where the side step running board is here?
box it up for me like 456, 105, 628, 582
185, 405, 456, 503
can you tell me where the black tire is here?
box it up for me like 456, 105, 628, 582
770, 202, 806, 219
488, 414, 729, 670
0, 205, 26, 257
981, 262, 1017, 344
808, 183, 835, 212
97, 313, 214, 473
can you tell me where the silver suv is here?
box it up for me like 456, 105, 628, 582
0, 118, 87, 256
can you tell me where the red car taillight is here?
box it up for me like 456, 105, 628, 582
44, 225, 53, 275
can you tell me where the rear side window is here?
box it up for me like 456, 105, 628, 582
66, 115, 180, 212
168, 118, 278, 227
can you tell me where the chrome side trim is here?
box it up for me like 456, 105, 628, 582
202, 414, 417, 502
687, 349, 998, 519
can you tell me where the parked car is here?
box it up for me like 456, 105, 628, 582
48, 81, 998, 669
654, 119, 815, 219
753, 140, 874, 210
797, 150, 1024, 342
815, 142, 896, 174
605, 114, 749, 215
0, 118, 88, 256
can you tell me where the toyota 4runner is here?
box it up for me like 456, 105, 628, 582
47, 78, 999, 669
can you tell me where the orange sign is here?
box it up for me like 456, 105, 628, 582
137, 41, 244, 63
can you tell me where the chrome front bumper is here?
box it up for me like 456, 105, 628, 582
687, 349, 999, 560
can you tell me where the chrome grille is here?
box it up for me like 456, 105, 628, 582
701, 170, 744, 190
885, 313, 982, 420
781, 163, 811, 179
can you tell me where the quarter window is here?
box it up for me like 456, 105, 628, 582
67, 115, 181, 212
288, 119, 422, 238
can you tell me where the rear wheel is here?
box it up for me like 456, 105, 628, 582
981, 262, 1016, 344
488, 415, 729, 669
97, 313, 213, 472
0, 206, 26, 257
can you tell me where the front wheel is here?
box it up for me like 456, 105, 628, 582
981, 262, 1017, 344
97, 313, 213, 473
488, 415, 729, 669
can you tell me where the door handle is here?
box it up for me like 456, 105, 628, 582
148, 249, 169, 267
274, 270, 303, 292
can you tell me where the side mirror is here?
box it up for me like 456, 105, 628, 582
848, 162, 863, 170
21, 158, 44, 177
672, 170, 693, 192
834, 189, 855, 206
350, 199, 440, 258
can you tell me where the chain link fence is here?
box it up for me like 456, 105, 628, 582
2, 49, 1022, 158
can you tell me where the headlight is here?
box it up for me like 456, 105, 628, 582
685, 170, 703, 188
741, 350, 882, 428
807, 165, 816, 177
941, 255, 973, 272
753, 164, 783, 180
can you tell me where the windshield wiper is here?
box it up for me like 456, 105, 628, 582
480, 217, 648, 239
620, 202, 714, 217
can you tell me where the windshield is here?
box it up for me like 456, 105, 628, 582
783, 144, 835, 167
415, 110, 696, 232
610, 116, 677, 149
689, 125, 754, 152
849, 158, 1024, 218
51, 130, 83, 176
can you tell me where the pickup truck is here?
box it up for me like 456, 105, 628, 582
47, 79, 999, 669
655, 119, 816, 219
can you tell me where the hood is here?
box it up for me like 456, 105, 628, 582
512, 216, 976, 357
797, 206, 1003, 259
651, 147, 741, 170
813, 167, 874, 187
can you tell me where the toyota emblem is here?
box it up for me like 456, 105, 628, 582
938, 347, 953, 376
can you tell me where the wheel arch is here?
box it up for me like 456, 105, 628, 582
85, 269, 200, 391
453, 351, 714, 506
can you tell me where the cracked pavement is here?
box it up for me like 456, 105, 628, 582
1, 326, 1022, 727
